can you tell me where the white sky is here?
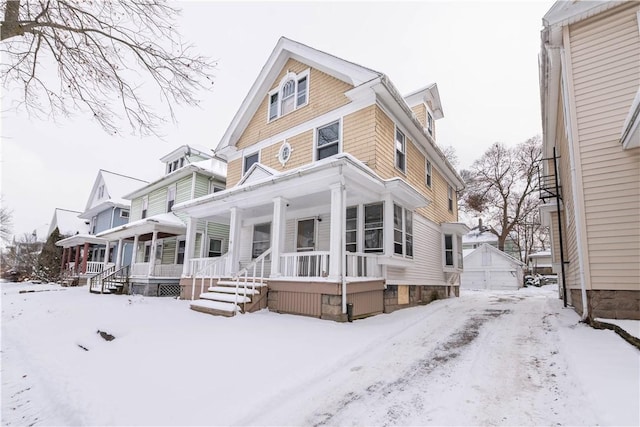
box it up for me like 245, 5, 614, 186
0, 0, 555, 239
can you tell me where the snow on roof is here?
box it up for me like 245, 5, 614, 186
463, 230, 498, 244
529, 250, 551, 259
48, 208, 89, 238
101, 170, 148, 200
463, 249, 475, 258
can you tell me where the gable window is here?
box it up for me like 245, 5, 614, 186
167, 186, 176, 212
97, 185, 105, 199
243, 152, 259, 174
426, 160, 432, 188
448, 185, 454, 212
346, 206, 358, 253
317, 120, 340, 160
120, 209, 130, 218
208, 238, 222, 258
427, 112, 434, 136
176, 239, 186, 264
281, 80, 296, 115
395, 128, 406, 173
364, 203, 383, 253
267, 70, 310, 121
141, 196, 148, 219
252, 222, 271, 259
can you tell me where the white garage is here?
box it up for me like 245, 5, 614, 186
461, 243, 525, 290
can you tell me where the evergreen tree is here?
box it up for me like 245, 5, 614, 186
36, 227, 64, 282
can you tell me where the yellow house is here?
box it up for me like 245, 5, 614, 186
539, 1, 640, 320
175, 37, 467, 321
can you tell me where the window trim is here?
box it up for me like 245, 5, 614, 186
448, 185, 454, 212
427, 111, 434, 136
363, 202, 384, 253
207, 238, 223, 258
175, 238, 186, 265
120, 209, 130, 219
266, 69, 310, 122
315, 119, 342, 161
425, 159, 432, 188
141, 196, 148, 219
167, 185, 176, 212
394, 126, 406, 174
345, 206, 358, 253
393, 204, 414, 258
251, 222, 271, 259
442, 232, 464, 271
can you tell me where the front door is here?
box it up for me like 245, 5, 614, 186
297, 219, 316, 276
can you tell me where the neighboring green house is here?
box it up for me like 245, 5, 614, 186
96, 145, 228, 296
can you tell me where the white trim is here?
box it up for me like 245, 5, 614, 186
425, 159, 432, 188
166, 184, 176, 213
277, 141, 293, 166
119, 209, 130, 219
242, 150, 261, 175
394, 125, 407, 175
267, 68, 311, 123
295, 217, 318, 252
175, 237, 186, 265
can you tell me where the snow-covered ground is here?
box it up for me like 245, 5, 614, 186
2, 282, 638, 426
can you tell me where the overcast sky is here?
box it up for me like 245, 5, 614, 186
1, 0, 554, 240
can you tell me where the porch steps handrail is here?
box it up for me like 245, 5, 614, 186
232, 248, 272, 312
89, 265, 116, 294
102, 265, 130, 294
191, 253, 231, 300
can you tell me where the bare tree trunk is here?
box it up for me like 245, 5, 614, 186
1, 0, 21, 41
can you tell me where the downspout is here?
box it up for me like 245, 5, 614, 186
559, 45, 589, 321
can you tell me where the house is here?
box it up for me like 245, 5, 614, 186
95, 145, 227, 296
539, 1, 640, 320
46, 208, 89, 239
527, 250, 552, 275
462, 219, 521, 260
173, 37, 468, 321
56, 170, 148, 284
460, 243, 524, 290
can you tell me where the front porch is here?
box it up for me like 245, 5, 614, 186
56, 234, 116, 285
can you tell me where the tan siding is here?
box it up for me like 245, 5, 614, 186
236, 58, 353, 150
261, 130, 314, 172
227, 159, 242, 188
343, 105, 377, 166
411, 104, 427, 128
569, 3, 640, 292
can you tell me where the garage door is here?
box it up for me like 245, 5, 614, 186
461, 271, 487, 289
487, 271, 517, 290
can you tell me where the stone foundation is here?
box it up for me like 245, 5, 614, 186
570, 289, 640, 320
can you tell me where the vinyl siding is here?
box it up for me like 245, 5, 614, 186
236, 58, 353, 150
175, 176, 192, 205
94, 209, 113, 234
195, 174, 211, 197
260, 130, 314, 173
130, 198, 142, 221
343, 105, 377, 167
411, 104, 427, 128
206, 222, 231, 254
568, 3, 640, 291
148, 187, 169, 217
162, 238, 176, 264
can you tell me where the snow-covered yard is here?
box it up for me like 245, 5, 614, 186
2, 282, 638, 426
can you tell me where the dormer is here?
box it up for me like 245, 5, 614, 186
160, 144, 213, 175
403, 83, 444, 140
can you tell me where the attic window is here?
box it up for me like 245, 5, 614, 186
97, 185, 105, 199
267, 70, 310, 122
243, 152, 259, 174
427, 112, 433, 136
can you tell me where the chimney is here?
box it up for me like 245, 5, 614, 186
478, 218, 483, 230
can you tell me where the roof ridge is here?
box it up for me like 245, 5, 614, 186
100, 169, 149, 183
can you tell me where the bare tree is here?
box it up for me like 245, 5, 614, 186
1, 0, 216, 135
508, 201, 549, 262
0, 202, 12, 244
460, 136, 543, 251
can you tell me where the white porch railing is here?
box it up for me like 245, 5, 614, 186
86, 261, 112, 274
130, 263, 183, 278
345, 252, 382, 278
190, 254, 230, 278
280, 251, 330, 278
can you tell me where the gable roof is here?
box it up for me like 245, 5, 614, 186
47, 208, 89, 238
464, 243, 525, 266
82, 170, 148, 218
237, 162, 279, 185
217, 37, 381, 153
403, 83, 444, 120
159, 144, 213, 163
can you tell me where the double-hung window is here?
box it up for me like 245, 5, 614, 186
141, 196, 148, 219
252, 223, 271, 259
395, 128, 406, 173
393, 204, 414, 257
405, 210, 413, 257
243, 152, 259, 174
317, 121, 340, 160
444, 234, 454, 267
176, 240, 186, 264
394, 204, 404, 255
427, 112, 434, 136
208, 238, 222, 258
426, 160, 432, 188
448, 185, 454, 212
281, 80, 296, 115
364, 203, 383, 253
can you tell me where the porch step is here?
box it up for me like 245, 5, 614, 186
207, 286, 260, 295
199, 292, 251, 304
190, 299, 240, 317
216, 279, 267, 287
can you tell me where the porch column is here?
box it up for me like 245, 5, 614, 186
131, 235, 139, 266
328, 183, 344, 279
182, 217, 197, 277
60, 247, 67, 274
148, 231, 158, 276
115, 238, 124, 270
270, 197, 288, 277
383, 192, 394, 256
103, 241, 111, 270
81, 242, 89, 274
227, 207, 242, 275
74, 245, 80, 274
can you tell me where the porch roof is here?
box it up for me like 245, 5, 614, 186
95, 213, 186, 241
173, 154, 430, 221
56, 234, 107, 248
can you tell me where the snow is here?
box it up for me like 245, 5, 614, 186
597, 318, 640, 338
47, 208, 88, 238
2, 281, 638, 426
